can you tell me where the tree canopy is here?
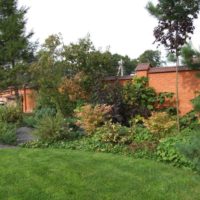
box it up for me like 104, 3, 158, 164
0, 0, 36, 89
146, 0, 200, 56
138, 50, 163, 66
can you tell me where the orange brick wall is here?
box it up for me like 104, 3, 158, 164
140, 70, 200, 115
19, 88, 36, 113
1, 68, 200, 115
136, 71, 149, 78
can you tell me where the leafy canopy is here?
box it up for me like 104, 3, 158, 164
146, 0, 200, 54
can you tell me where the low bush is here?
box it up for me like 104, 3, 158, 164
156, 134, 191, 167
22, 107, 57, 128
0, 105, 22, 124
132, 126, 153, 142
0, 121, 16, 145
22, 135, 155, 159
75, 104, 112, 135
179, 130, 200, 172
143, 112, 176, 139
22, 137, 129, 155
96, 121, 134, 144
33, 114, 64, 141
33, 113, 80, 141
180, 111, 199, 130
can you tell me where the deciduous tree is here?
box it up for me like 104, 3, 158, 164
146, 0, 200, 132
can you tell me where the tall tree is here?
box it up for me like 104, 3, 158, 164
138, 50, 163, 67
181, 43, 200, 68
147, 0, 200, 132
0, 0, 35, 91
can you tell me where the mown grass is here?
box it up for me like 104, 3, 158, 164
0, 148, 200, 200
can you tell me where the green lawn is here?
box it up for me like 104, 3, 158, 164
0, 149, 200, 200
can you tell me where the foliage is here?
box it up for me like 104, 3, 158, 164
22, 137, 128, 155
132, 126, 153, 143
191, 94, 200, 114
0, 121, 16, 144
123, 77, 155, 108
143, 112, 176, 139
93, 77, 173, 125
146, 0, 200, 54
36, 114, 83, 142
110, 53, 138, 75
59, 72, 88, 102
179, 130, 200, 172
22, 114, 36, 128
138, 50, 163, 66
123, 77, 173, 119
96, 121, 134, 144
30, 34, 74, 116
0, 105, 23, 124
0, 0, 36, 90
33, 113, 77, 141
146, 0, 200, 133
75, 104, 112, 135
156, 134, 191, 167
22, 107, 57, 128
62, 35, 115, 93
180, 111, 199, 130
181, 43, 200, 69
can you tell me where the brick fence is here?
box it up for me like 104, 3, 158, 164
106, 63, 200, 115
1, 63, 200, 115
0, 87, 35, 113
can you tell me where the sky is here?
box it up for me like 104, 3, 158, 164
18, 0, 200, 60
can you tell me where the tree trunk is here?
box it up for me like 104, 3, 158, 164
176, 54, 180, 132
11, 59, 20, 100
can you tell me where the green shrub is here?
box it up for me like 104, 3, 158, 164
96, 121, 134, 144
22, 107, 57, 128
33, 113, 82, 141
156, 134, 191, 167
0, 121, 16, 144
191, 95, 200, 113
21, 136, 129, 154
22, 114, 36, 128
132, 126, 153, 142
33, 113, 65, 141
179, 130, 200, 172
0, 105, 22, 124
34, 107, 56, 119
180, 111, 199, 130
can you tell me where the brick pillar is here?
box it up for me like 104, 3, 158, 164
135, 63, 151, 77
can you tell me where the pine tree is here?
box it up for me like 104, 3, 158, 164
0, 0, 35, 90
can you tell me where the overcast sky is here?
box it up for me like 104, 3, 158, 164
18, 0, 200, 60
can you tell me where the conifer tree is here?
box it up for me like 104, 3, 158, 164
0, 0, 35, 90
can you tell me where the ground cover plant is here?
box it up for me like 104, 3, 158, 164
0, 148, 200, 200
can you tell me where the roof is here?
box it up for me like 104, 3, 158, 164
135, 63, 151, 71
149, 66, 193, 73
104, 75, 134, 81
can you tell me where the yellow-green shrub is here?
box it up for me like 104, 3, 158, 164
96, 121, 134, 144
143, 112, 176, 139
75, 104, 112, 135
0, 105, 22, 123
